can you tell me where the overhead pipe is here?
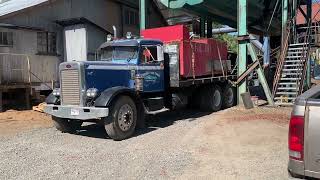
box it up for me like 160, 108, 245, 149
211, 28, 265, 53
211, 27, 237, 34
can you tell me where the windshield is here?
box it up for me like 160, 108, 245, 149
100, 46, 138, 62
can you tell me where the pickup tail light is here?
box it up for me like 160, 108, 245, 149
289, 115, 304, 161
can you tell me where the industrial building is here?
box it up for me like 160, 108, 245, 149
0, 0, 165, 111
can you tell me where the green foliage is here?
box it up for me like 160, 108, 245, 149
214, 33, 238, 53
212, 22, 238, 53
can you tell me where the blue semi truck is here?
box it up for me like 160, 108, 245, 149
44, 28, 237, 140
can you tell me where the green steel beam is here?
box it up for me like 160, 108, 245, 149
281, 0, 288, 45
247, 43, 275, 106
140, 0, 146, 30
237, 0, 248, 104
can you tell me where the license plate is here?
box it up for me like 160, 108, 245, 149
70, 109, 80, 116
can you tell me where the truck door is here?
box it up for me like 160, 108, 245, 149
305, 98, 320, 175
139, 45, 165, 92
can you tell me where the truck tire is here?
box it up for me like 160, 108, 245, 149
200, 85, 222, 112
105, 96, 137, 141
222, 84, 236, 109
52, 116, 82, 133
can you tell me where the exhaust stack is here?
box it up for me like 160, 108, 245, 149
112, 26, 117, 39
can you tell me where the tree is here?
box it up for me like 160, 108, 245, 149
212, 22, 238, 53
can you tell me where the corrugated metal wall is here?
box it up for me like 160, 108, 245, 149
0, 54, 59, 84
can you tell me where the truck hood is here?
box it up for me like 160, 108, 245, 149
82, 61, 136, 92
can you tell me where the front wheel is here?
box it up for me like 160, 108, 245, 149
104, 96, 137, 141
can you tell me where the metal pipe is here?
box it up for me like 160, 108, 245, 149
212, 27, 236, 34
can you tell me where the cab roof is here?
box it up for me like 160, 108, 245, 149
99, 39, 163, 49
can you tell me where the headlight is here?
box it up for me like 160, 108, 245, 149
52, 88, 60, 97
86, 88, 99, 98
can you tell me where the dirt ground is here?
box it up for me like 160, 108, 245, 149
0, 110, 52, 136
0, 106, 291, 179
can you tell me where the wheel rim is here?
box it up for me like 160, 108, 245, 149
117, 104, 134, 132
226, 88, 234, 105
213, 89, 221, 107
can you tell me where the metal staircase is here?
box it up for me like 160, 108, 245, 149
273, 43, 308, 105
273, 20, 313, 106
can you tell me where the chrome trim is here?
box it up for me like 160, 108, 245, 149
44, 104, 108, 120
59, 62, 86, 106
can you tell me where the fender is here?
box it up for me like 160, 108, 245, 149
45, 93, 60, 105
94, 86, 138, 107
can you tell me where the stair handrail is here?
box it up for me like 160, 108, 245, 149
272, 20, 292, 97
297, 19, 313, 95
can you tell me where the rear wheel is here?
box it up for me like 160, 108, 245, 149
104, 96, 137, 141
199, 85, 222, 112
52, 116, 83, 133
222, 84, 236, 109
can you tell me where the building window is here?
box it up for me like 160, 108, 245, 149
37, 32, 57, 55
124, 9, 139, 27
0, 32, 13, 46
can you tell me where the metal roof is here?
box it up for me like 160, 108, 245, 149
0, 0, 48, 17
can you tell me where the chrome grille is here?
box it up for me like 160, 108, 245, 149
61, 69, 81, 105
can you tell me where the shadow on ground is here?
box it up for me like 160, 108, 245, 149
74, 109, 211, 140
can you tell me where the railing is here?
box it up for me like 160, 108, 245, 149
297, 19, 314, 95
272, 20, 292, 96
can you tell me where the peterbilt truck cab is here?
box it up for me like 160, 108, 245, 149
45, 39, 171, 140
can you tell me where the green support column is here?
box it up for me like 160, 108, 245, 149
140, 0, 146, 31
247, 44, 275, 106
237, 0, 248, 104
281, 0, 288, 46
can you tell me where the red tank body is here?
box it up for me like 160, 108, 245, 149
141, 25, 228, 78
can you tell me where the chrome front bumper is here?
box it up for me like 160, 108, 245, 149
44, 104, 109, 120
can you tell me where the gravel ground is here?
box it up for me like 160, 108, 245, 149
0, 106, 291, 180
